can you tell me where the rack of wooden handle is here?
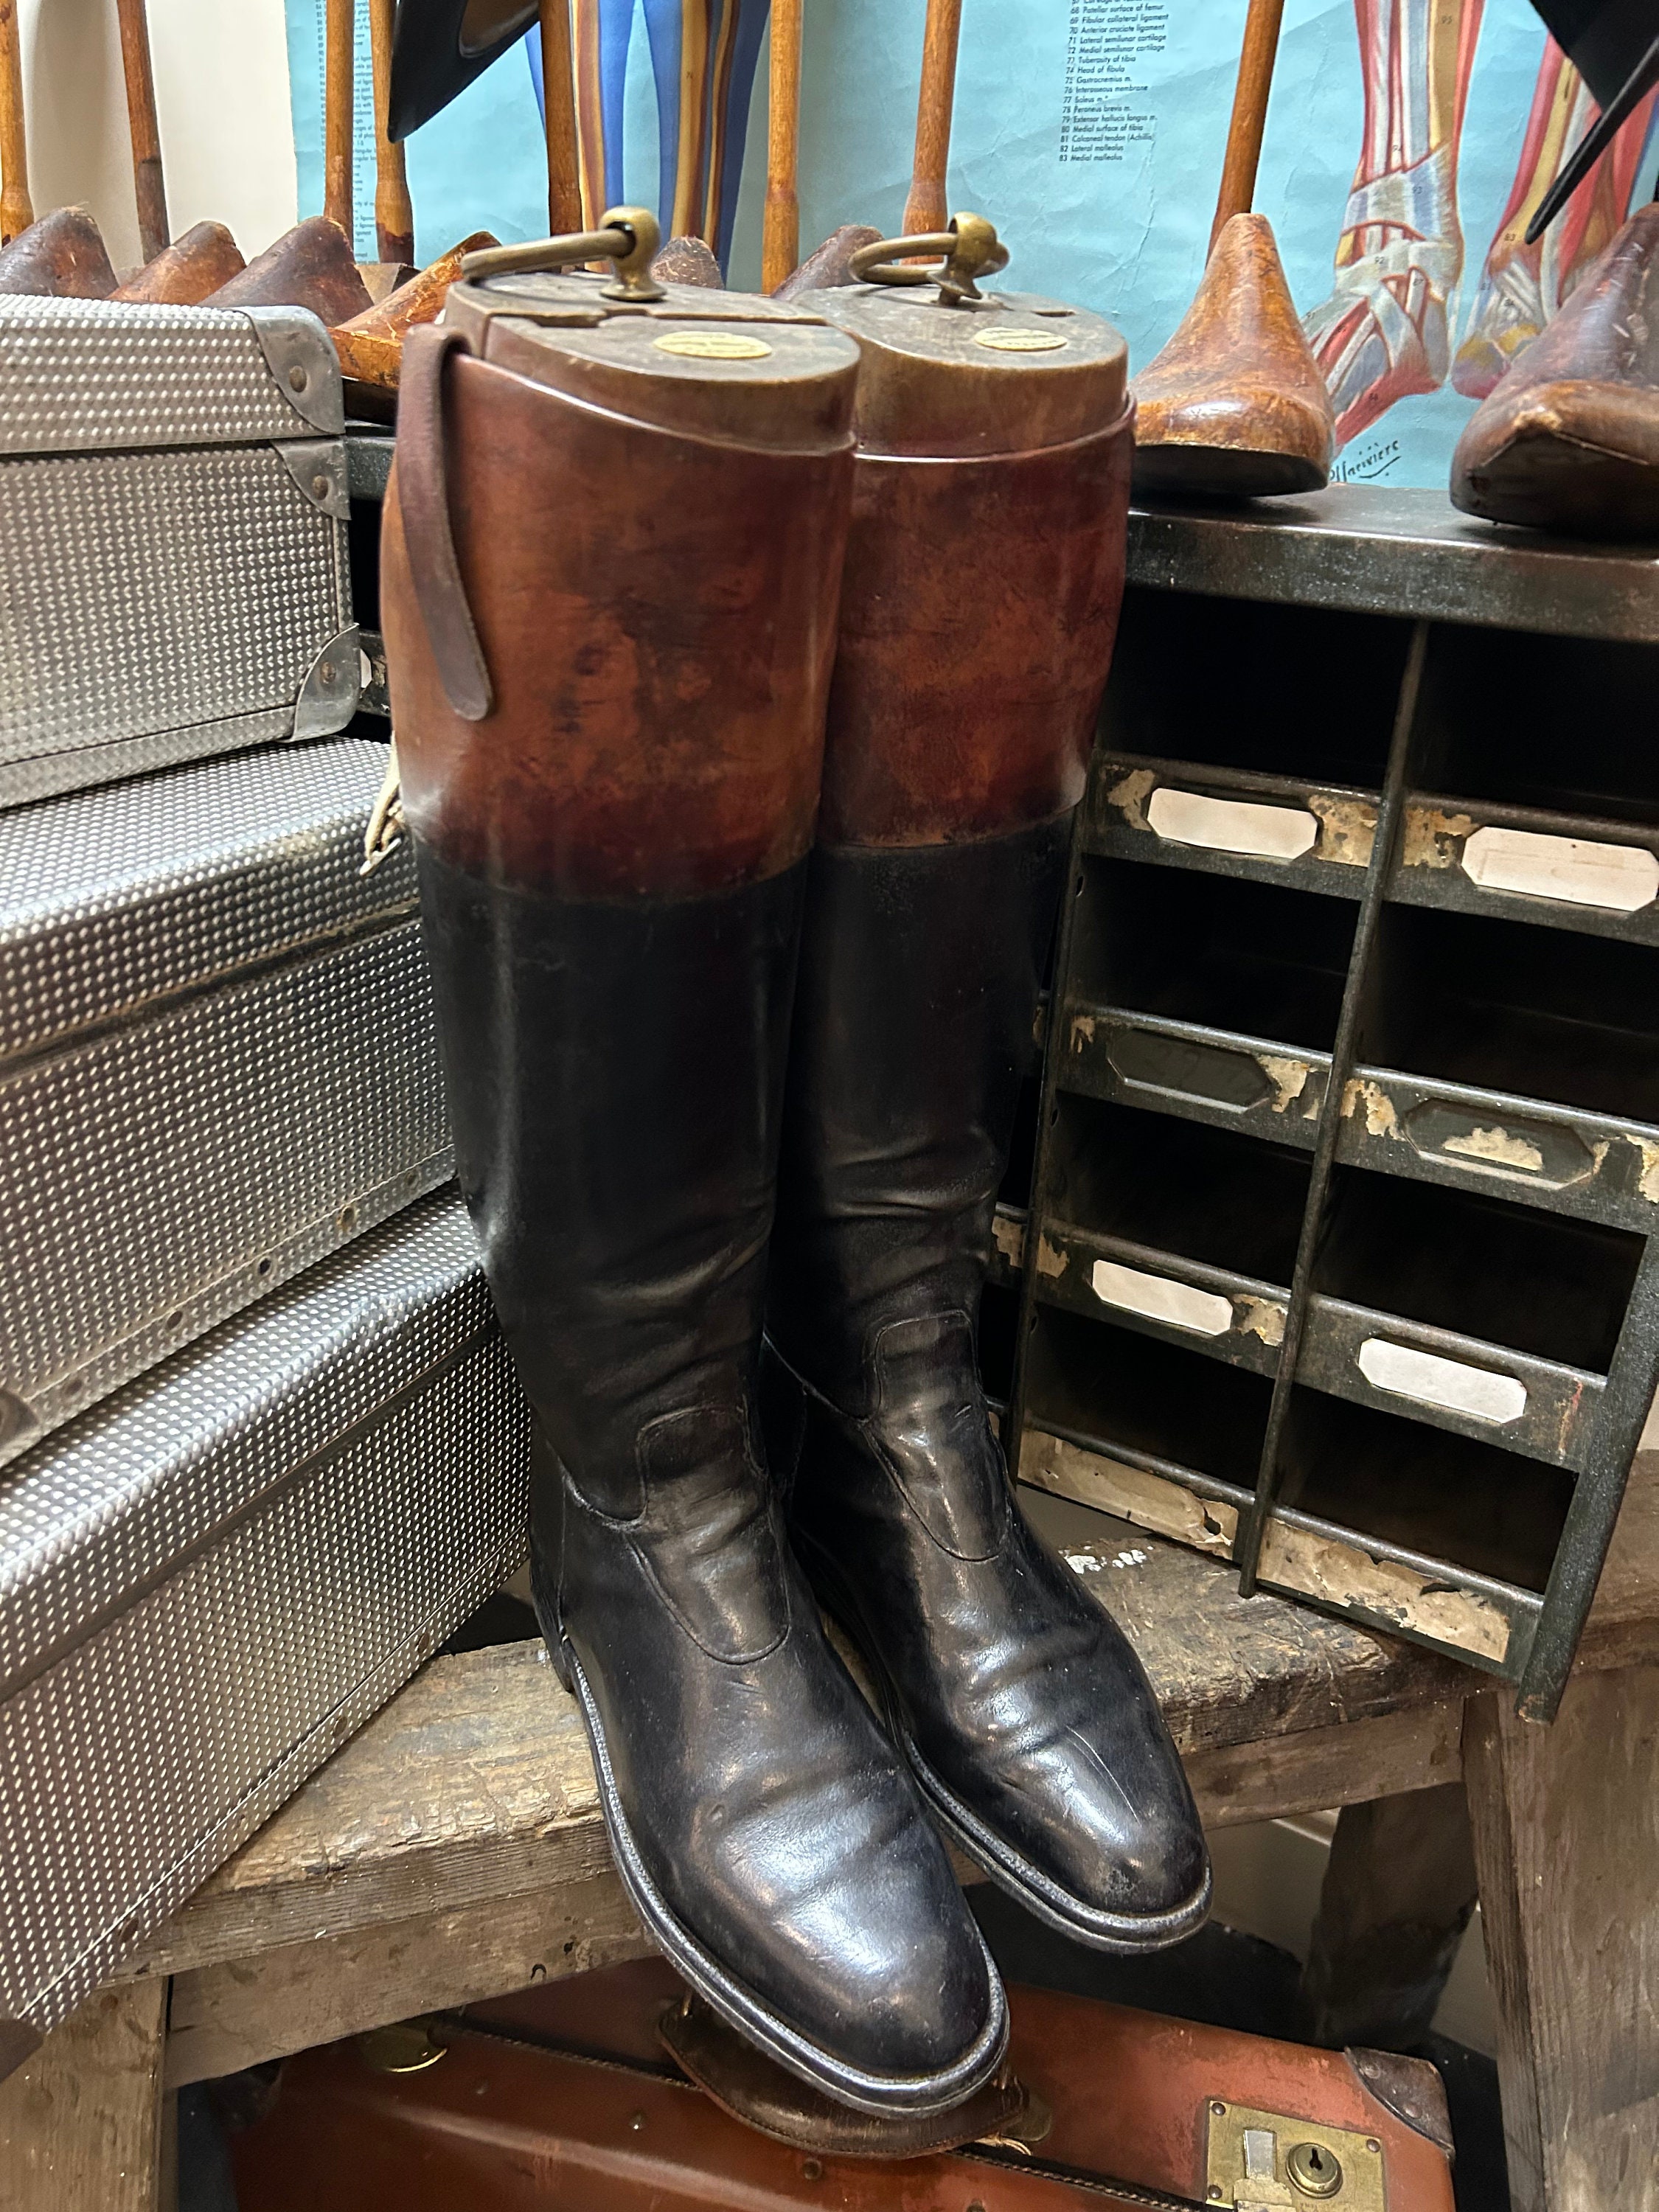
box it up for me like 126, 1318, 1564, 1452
993, 486, 1659, 1719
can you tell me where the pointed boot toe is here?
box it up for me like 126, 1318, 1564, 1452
775, 1348, 1210, 1953
740, 1773, 1006, 2097
541, 1420, 1007, 2118
929, 1593, 1214, 1947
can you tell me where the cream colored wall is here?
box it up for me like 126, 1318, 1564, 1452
13, 0, 297, 275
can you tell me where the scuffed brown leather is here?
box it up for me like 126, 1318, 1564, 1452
387, 327, 493, 720
382, 350, 853, 897
1132, 212, 1335, 498
0, 209, 116, 298
331, 233, 498, 392
228, 1956, 1458, 2212
205, 216, 372, 325
775, 225, 884, 301
113, 220, 245, 305
818, 409, 1133, 846
1451, 199, 1659, 539
651, 235, 724, 288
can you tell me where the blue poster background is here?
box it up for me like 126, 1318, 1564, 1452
283, 1, 1650, 488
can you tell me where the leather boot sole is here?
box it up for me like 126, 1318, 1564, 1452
531, 1575, 1010, 2118
800, 1539, 1214, 1957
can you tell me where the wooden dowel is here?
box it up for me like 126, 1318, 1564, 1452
902, 0, 963, 237
116, 0, 169, 262
369, 0, 414, 262
1209, 0, 1285, 252
0, 0, 31, 246
538, 0, 583, 234
700, 0, 742, 248
761, 0, 801, 291
569, 0, 607, 229
324, 0, 354, 243
669, 0, 712, 243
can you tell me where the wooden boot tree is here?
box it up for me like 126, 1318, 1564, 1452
1130, 0, 1335, 500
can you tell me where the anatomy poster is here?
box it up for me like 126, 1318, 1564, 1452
286, 0, 1658, 488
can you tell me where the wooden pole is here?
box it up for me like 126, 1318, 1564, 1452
700, 0, 741, 249
115, 0, 169, 262
1208, 0, 1285, 254
324, 0, 354, 243
569, 0, 607, 229
0, 0, 34, 245
669, 0, 712, 242
538, 0, 583, 234
902, 0, 962, 237
368, 0, 414, 262
761, 0, 801, 291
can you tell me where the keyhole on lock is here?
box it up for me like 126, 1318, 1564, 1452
1287, 2140, 1343, 2197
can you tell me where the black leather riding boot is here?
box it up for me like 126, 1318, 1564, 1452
769, 240, 1211, 1954
379, 255, 1006, 2114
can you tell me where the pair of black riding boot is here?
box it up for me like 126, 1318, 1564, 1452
417, 810, 1208, 2115
386, 237, 1209, 2119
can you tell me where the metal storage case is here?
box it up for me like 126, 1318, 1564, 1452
0, 296, 361, 808
1002, 489, 1659, 1718
0, 738, 451, 1465
0, 1192, 532, 2063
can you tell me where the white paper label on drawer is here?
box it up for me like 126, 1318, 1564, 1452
1091, 1259, 1234, 1337
1146, 786, 1318, 861
1461, 825, 1659, 913
1357, 1338, 1528, 1425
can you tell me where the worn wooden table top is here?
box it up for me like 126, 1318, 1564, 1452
132, 1459, 1659, 1986
108, 1458, 1657, 2092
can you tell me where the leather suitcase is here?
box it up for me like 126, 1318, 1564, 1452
229, 1955, 1458, 2210
0, 295, 360, 810
0, 1192, 532, 2070
0, 736, 450, 1467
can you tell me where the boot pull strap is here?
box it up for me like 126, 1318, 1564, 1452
394, 324, 493, 722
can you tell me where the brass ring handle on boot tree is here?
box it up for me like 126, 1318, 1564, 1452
460, 206, 667, 301
849, 213, 1009, 304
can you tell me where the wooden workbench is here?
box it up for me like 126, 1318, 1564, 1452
4, 1466, 1655, 2212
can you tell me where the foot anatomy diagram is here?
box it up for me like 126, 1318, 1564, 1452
1303, 0, 1659, 448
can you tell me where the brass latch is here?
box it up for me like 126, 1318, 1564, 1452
1206, 2101, 1385, 2211
848, 212, 1009, 304
459, 206, 667, 301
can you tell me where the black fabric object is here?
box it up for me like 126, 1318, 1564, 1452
388, 0, 539, 142
1524, 0, 1659, 238
765, 821, 1212, 1953
413, 842, 1007, 2116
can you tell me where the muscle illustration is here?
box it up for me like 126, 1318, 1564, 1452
1455, 43, 1659, 397
1303, 0, 1485, 445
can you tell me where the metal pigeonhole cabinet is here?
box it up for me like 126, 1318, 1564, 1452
996, 490, 1659, 1719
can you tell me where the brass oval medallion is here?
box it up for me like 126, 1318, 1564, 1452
973, 327, 1068, 352
653, 330, 774, 359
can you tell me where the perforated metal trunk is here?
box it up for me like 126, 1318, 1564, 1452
0, 1193, 532, 2070
0, 296, 360, 808
0, 738, 452, 1465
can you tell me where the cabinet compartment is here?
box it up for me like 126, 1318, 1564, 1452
1048, 1095, 1307, 1284
1100, 589, 1408, 787
1071, 860, 1358, 1053
1413, 625, 1659, 827
1275, 1388, 1571, 1596
1023, 1304, 1270, 1492
1366, 903, 1659, 1127
1313, 1165, 1641, 1373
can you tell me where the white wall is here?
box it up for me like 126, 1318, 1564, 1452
13, 0, 297, 275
